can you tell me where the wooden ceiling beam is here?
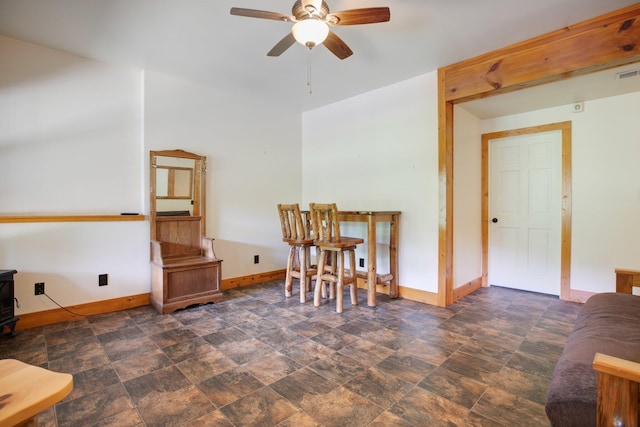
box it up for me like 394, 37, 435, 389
443, 4, 640, 103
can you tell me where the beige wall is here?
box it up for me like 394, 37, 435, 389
452, 106, 482, 289
301, 72, 440, 293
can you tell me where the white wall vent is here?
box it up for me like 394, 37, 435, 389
616, 69, 640, 80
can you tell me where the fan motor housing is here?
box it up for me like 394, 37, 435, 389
292, 0, 330, 20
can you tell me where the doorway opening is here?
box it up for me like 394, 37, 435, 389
481, 121, 573, 300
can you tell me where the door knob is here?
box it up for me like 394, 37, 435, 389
492, 218, 498, 223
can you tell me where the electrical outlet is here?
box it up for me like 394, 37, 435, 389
359, 258, 365, 268
254, 255, 260, 264
34, 282, 45, 295
99, 274, 108, 286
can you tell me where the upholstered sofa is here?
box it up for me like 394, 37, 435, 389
545, 292, 640, 426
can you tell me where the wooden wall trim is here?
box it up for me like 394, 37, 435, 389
561, 125, 573, 301
443, 4, 640, 102
221, 270, 286, 290
13, 271, 287, 331
15, 293, 150, 331
438, 4, 640, 305
0, 214, 145, 223
399, 286, 439, 306
569, 289, 595, 303
480, 130, 489, 288
453, 277, 483, 302
438, 68, 454, 307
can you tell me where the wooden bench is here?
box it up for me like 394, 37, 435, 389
150, 236, 223, 314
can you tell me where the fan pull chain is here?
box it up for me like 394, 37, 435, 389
307, 48, 313, 95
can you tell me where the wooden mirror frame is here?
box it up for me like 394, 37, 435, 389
437, 4, 640, 306
150, 149, 206, 241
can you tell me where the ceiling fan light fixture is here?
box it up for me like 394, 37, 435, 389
292, 19, 329, 48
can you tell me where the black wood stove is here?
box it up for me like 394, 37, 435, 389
0, 270, 19, 337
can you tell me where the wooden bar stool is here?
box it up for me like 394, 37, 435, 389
309, 203, 364, 313
277, 203, 316, 303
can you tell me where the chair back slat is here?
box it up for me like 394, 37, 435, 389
309, 203, 341, 242
277, 203, 309, 240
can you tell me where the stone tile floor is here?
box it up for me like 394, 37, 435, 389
0, 280, 582, 426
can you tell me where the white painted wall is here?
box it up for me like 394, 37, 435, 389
478, 91, 640, 293
301, 72, 440, 293
0, 36, 142, 213
143, 71, 301, 279
0, 35, 148, 314
1, 35, 302, 314
453, 106, 482, 287
0, 222, 149, 313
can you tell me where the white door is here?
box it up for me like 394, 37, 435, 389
488, 130, 562, 295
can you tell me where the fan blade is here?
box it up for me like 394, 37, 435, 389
323, 31, 353, 60
328, 7, 390, 25
267, 33, 296, 56
230, 7, 292, 22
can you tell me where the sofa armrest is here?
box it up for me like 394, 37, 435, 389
593, 353, 640, 383
592, 353, 640, 427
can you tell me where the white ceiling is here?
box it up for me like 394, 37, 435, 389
0, 0, 638, 114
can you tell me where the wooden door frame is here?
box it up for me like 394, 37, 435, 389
482, 122, 573, 300
437, 4, 640, 306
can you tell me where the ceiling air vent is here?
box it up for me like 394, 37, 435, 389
616, 69, 640, 80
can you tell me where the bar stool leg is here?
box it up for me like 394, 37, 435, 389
336, 251, 345, 313
349, 249, 358, 306
285, 246, 295, 297
329, 252, 337, 300
305, 246, 313, 292
314, 249, 327, 307
299, 246, 307, 303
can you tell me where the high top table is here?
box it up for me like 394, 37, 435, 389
337, 211, 400, 307
0, 359, 73, 427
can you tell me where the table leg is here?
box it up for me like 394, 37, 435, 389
389, 214, 399, 298
367, 216, 377, 307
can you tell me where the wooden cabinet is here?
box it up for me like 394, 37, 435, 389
149, 150, 223, 314
150, 238, 222, 314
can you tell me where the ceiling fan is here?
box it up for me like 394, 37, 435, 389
230, 0, 390, 60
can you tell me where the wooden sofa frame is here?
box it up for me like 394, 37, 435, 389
591, 269, 640, 427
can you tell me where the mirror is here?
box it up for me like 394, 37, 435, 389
150, 149, 206, 240
156, 166, 193, 199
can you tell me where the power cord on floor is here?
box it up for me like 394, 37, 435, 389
43, 292, 86, 317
